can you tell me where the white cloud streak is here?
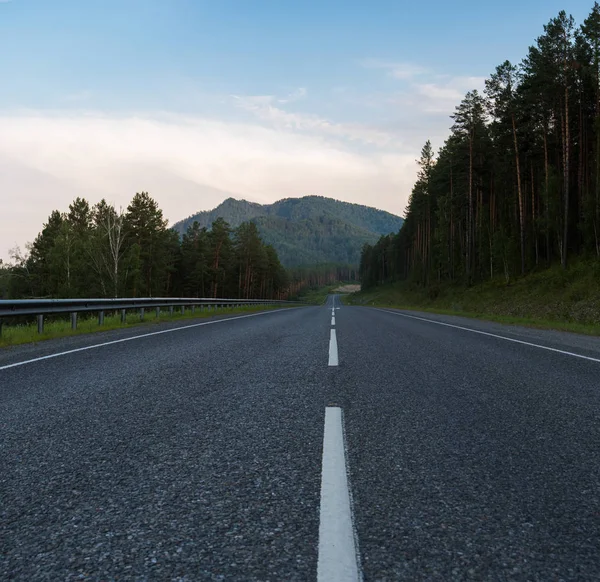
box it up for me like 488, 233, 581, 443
232, 93, 397, 147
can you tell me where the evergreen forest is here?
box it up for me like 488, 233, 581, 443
360, 5, 600, 291
1, 193, 290, 300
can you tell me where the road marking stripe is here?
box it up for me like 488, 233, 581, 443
0, 308, 303, 372
331, 317, 336, 326
317, 407, 360, 582
376, 308, 600, 364
328, 329, 339, 366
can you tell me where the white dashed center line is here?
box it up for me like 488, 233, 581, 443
317, 407, 360, 582
328, 329, 339, 366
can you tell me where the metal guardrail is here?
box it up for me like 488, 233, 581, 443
0, 297, 299, 336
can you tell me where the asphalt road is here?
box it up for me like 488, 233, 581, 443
2, 297, 600, 581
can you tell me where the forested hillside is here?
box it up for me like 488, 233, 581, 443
175, 195, 404, 266
361, 4, 600, 291
1, 193, 289, 300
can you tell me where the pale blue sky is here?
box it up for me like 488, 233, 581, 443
0, 0, 596, 257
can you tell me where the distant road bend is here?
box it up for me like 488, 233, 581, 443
2, 296, 600, 580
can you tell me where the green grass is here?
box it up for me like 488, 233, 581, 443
344, 259, 600, 335
0, 304, 292, 348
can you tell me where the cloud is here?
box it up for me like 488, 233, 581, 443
362, 57, 487, 115
0, 111, 416, 259
232, 93, 397, 147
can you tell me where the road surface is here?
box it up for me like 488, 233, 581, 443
2, 296, 600, 581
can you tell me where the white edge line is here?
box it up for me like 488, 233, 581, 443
374, 308, 600, 364
0, 307, 304, 372
328, 328, 339, 366
317, 407, 360, 582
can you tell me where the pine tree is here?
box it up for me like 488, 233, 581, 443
208, 217, 232, 298
124, 192, 171, 296
485, 61, 526, 274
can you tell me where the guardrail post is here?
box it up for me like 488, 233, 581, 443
140, 308, 145, 321
0, 319, 3, 338
155, 307, 160, 318
191, 305, 195, 314
70, 312, 77, 330
181, 306, 185, 315
98, 311, 104, 326
169, 306, 174, 317
37, 314, 44, 334
121, 309, 127, 324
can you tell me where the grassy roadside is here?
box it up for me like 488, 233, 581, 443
344, 259, 600, 336
0, 304, 293, 349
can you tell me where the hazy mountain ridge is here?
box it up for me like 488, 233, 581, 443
173, 195, 404, 266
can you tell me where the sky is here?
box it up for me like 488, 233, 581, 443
0, 0, 596, 260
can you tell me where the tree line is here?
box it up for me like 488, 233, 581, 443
361, 4, 600, 290
1, 192, 289, 300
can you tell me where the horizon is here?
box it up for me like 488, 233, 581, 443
1, 0, 595, 261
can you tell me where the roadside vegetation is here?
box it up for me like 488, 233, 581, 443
298, 285, 340, 305
332, 284, 361, 293
346, 258, 600, 335
0, 304, 290, 349
297, 282, 361, 305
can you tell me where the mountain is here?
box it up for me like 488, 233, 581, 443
173, 195, 404, 266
